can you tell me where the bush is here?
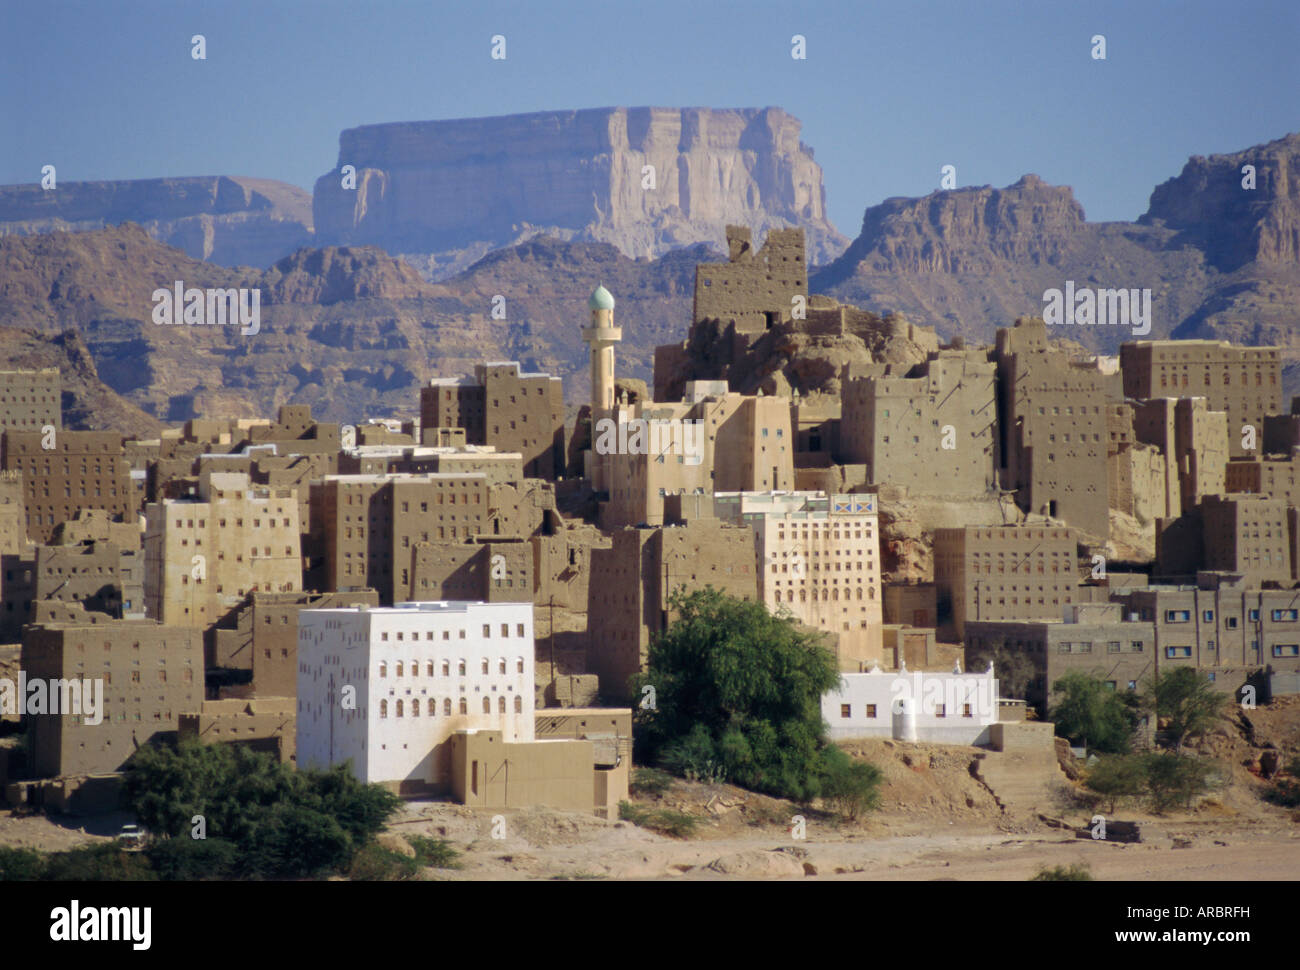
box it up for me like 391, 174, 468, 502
408, 836, 461, 870
618, 801, 699, 839
40, 844, 156, 882
0, 846, 47, 880
1031, 863, 1093, 881
819, 745, 883, 820
1142, 752, 1220, 813
145, 838, 240, 880
629, 767, 675, 798
122, 741, 402, 879
1082, 754, 1148, 814
348, 843, 420, 881
1262, 779, 1300, 808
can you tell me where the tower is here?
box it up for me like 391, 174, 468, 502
583, 285, 621, 413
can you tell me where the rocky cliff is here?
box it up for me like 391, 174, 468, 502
0, 224, 712, 423
0, 176, 313, 269
312, 107, 848, 274
813, 133, 1300, 374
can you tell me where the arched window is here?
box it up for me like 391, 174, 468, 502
426, 661, 434, 676
799, 588, 806, 602
868, 586, 876, 600
396, 661, 403, 678
498, 696, 506, 713
516, 658, 524, 673
514, 695, 522, 713
379, 661, 387, 678
481, 659, 489, 675
482, 697, 491, 713
458, 660, 466, 676
380, 699, 388, 718
832, 588, 839, 601
498, 659, 506, 675
458, 698, 467, 715
445, 698, 452, 716
855, 587, 863, 600
411, 660, 419, 677
396, 700, 403, 717
411, 699, 420, 717
442, 660, 450, 676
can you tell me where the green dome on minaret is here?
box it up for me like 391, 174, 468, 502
588, 285, 615, 311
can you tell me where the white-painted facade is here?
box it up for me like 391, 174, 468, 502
297, 600, 534, 786
822, 667, 1000, 745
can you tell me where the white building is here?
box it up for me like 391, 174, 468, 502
822, 666, 1000, 745
297, 600, 534, 790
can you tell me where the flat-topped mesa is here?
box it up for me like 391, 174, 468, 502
312, 107, 848, 265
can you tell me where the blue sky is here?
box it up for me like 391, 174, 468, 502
3, 0, 1296, 233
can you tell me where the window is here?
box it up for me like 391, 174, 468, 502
514, 695, 522, 713
1107, 641, 1121, 653
459, 698, 468, 715
840, 704, 851, 718
1272, 609, 1298, 622
1127, 681, 1137, 691
483, 624, 491, 638
1130, 641, 1144, 652
517, 623, 525, 638
482, 697, 491, 713
962, 704, 972, 718
1274, 644, 1300, 657
1226, 617, 1239, 629
1203, 610, 1214, 622
1165, 610, 1190, 623
380, 700, 388, 718
1165, 646, 1193, 659
935, 704, 946, 718
865, 704, 877, 718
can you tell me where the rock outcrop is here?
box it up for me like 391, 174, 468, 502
0, 176, 313, 268
312, 107, 848, 274
813, 132, 1300, 386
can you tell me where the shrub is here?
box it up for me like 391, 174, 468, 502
1082, 753, 1148, 814
618, 801, 699, 838
819, 745, 883, 820
1031, 863, 1093, 881
1142, 752, 1220, 813
629, 767, 675, 798
408, 835, 461, 870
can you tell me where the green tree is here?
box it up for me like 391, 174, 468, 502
1142, 752, 1220, 813
1082, 753, 1148, 814
123, 740, 401, 879
1050, 670, 1140, 754
1147, 668, 1227, 752
632, 587, 863, 803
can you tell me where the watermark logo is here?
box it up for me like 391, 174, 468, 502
593, 417, 704, 466
0, 674, 103, 725
50, 901, 150, 950
940, 164, 956, 190
889, 671, 997, 719
1042, 281, 1150, 336
41, 164, 56, 190
151, 281, 261, 335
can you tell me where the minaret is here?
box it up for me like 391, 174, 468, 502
583, 284, 621, 413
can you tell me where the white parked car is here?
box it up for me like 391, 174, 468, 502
117, 824, 146, 849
